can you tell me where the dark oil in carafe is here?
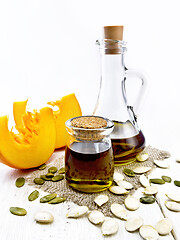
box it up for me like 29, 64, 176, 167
111, 121, 145, 165
65, 142, 114, 193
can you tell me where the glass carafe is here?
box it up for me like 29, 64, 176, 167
93, 35, 146, 165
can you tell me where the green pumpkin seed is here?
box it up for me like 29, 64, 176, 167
52, 175, 64, 182
58, 167, 65, 174
46, 172, 54, 178
40, 193, 57, 203
28, 190, 39, 201
15, 177, 25, 188
149, 178, 165, 184
140, 196, 156, 204
48, 197, 66, 204
48, 167, 57, 174
34, 178, 45, 185
10, 207, 27, 216
162, 176, 172, 183
174, 180, 180, 187
40, 175, 52, 181
123, 168, 135, 177
38, 163, 47, 170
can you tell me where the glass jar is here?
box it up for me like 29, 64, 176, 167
65, 116, 114, 193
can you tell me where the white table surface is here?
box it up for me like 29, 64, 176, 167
0, 147, 179, 240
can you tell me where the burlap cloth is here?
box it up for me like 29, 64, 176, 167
27, 145, 170, 216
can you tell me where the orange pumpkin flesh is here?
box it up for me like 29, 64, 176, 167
47, 93, 82, 148
0, 107, 56, 169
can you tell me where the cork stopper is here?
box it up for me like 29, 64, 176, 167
68, 116, 112, 141
71, 116, 107, 129
104, 26, 124, 41
103, 25, 124, 54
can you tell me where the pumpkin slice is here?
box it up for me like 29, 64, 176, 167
13, 93, 82, 149
47, 93, 82, 148
0, 107, 56, 169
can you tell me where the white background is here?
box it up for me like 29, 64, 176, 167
0, 0, 180, 155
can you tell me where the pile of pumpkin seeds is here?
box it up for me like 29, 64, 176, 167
10, 163, 66, 220
10, 152, 180, 234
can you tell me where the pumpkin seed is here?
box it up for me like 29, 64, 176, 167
48, 166, 57, 173
58, 167, 65, 174
48, 197, 66, 204
165, 201, 180, 212
88, 210, 105, 225
40, 193, 57, 203
10, 207, 27, 216
162, 175, 172, 183
133, 166, 151, 174
140, 196, 156, 204
94, 194, 109, 207
124, 195, 140, 211
34, 178, 45, 185
38, 163, 47, 170
136, 153, 149, 162
176, 158, 180, 163
155, 218, 172, 235
40, 175, 52, 181
110, 203, 128, 220
154, 160, 169, 169
28, 190, 39, 201
165, 193, 180, 202
66, 206, 88, 218
123, 168, 135, 177
139, 225, 159, 240
142, 185, 158, 195
149, 178, 165, 184
52, 175, 64, 182
46, 172, 54, 178
34, 211, 54, 223
101, 217, 119, 236
15, 177, 25, 188
174, 180, 180, 187
116, 180, 133, 190
113, 172, 124, 183
125, 216, 144, 232
139, 175, 150, 188
109, 186, 129, 195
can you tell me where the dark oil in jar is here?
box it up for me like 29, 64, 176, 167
65, 141, 114, 193
111, 121, 145, 165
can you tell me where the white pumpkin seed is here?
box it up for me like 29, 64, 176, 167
34, 211, 54, 223
109, 186, 129, 195
113, 172, 124, 183
176, 158, 180, 163
136, 153, 149, 162
94, 194, 109, 207
125, 216, 144, 232
116, 180, 133, 190
139, 175, 150, 187
165, 201, 180, 212
155, 218, 172, 235
142, 185, 158, 195
66, 206, 88, 218
88, 210, 105, 225
124, 195, 140, 211
133, 166, 151, 174
165, 193, 180, 202
101, 217, 119, 236
154, 160, 169, 169
139, 225, 159, 240
110, 203, 128, 220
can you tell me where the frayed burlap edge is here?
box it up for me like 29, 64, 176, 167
26, 145, 170, 216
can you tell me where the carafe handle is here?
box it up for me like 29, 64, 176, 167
123, 68, 147, 117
